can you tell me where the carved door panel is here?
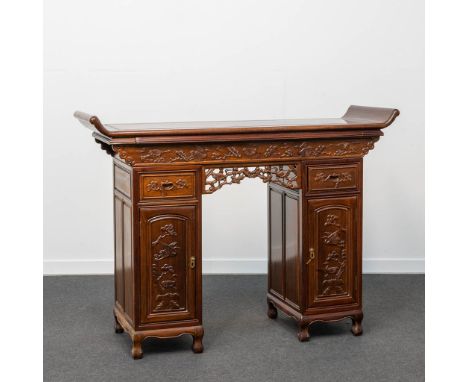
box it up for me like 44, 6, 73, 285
140, 205, 196, 324
307, 196, 357, 308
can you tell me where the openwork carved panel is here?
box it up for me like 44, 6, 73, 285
114, 138, 378, 166
204, 165, 299, 194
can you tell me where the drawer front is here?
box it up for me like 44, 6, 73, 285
307, 164, 359, 193
140, 172, 196, 200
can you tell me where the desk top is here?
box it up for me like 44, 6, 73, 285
75, 105, 399, 144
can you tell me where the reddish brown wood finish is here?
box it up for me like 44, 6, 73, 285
76, 105, 398, 358
306, 195, 358, 308
140, 172, 196, 200
74, 105, 399, 142
139, 205, 197, 324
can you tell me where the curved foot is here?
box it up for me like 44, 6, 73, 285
351, 313, 363, 336
192, 327, 204, 354
297, 321, 311, 342
192, 336, 204, 353
114, 315, 124, 334
267, 301, 278, 319
192, 337, 204, 353
131, 336, 143, 359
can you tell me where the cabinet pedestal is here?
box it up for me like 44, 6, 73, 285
267, 160, 363, 341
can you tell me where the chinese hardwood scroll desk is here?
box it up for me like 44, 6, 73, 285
74, 105, 399, 359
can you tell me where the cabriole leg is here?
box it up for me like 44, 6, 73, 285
131, 335, 143, 359
351, 312, 363, 336
267, 300, 278, 319
192, 327, 204, 354
297, 321, 311, 342
114, 314, 124, 334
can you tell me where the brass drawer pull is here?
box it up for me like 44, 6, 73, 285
161, 181, 174, 190
306, 248, 315, 264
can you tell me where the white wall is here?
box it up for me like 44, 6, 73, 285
44, 0, 424, 274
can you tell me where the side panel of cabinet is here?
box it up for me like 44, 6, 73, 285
114, 160, 134, 323
114, 196, 134, 321
122, 203, 134, 318
114, 197, 125, 310
306, 196, 358, 308
268, 184, 301, 308
268, 187, 283, 298
284, 192, 301, 308
139, 205, 197, 324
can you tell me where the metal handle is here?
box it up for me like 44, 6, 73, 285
190, 256, 196, 269
306, 248, 315, 264
161, 181, 174, 191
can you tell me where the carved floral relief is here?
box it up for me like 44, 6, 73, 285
314, 172, 353, 188
115, 139, 377, 165
319, 213, 348, 297
151, 223, 181, 311
146, 179, 188, 192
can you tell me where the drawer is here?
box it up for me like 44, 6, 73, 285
307, 164, 359, 193
140, 172, 196, 200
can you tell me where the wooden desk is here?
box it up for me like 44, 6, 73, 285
75, 105, 399, 359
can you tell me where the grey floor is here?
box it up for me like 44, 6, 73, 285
44, 275, 424, 382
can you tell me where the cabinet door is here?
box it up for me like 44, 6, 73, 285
307, 196, 358, 308
140, 205, 197, 324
